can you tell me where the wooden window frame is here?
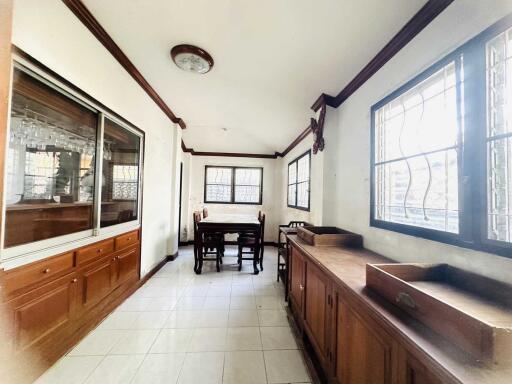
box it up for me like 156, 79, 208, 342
287, 150, 311, 211
370, 13, 512, 259
204, 165, 263, 205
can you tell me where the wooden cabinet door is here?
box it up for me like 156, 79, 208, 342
289, 245, 305, 314
304, 260, 330, 366
399, 349, 443, 384
336, 297, 396, 384
4, 272, 78, 352
114, 246, 139, 286
79, 256, 115, 309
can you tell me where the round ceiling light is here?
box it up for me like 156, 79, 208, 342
170, 44, 214, 74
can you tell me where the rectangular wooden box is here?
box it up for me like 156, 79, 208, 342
297, 226, 362, 247
366, 263, 512, 366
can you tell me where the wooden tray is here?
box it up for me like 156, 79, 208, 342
366, 263, 512, 366
297, 226, 362, 247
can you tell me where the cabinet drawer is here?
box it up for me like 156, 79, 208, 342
2, 252, 74, 297
76, 239, 114, 266
115, 230, 139, 251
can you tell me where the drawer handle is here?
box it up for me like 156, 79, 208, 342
71, 278, 78, 283
43, 268, 51, 274
127, 237, 131, 241
299, 284, 304, 291
396, 292, 416, 309
97, 248, 103, 253
112, 257, 116, 261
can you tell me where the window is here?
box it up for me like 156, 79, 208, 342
373, 62, 460, 233
204, 166, 263, 204
370, 14, 512, 258
3, 64, 143, 255
288, 150, 310, 210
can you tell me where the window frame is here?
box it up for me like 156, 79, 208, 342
203, 165, 263, 205
287, 150, 311, 211
369, 13, 512, 259
1, 56, 145, 260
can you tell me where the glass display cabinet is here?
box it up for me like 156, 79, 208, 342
3, 64, 143, 256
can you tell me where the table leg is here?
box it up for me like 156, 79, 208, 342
196, 231, 203, 274
253, 238, 260, 275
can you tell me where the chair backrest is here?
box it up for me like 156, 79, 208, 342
193, 211, 202, 236
203, 207, 208, 218
259, 212, 266, 241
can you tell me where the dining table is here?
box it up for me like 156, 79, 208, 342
195, 213, 262, 275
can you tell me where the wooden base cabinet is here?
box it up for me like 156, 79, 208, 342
333, 293, 396, 384
304, 259, 331, 368
4, 272, 78, 353
0, 229, 141, 384
287, 243, 444, 384
289, 244, 306, 314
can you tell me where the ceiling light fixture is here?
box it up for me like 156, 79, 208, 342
170, 44, 214, 74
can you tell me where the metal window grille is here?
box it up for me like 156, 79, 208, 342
373, 62, 460, 233
486, 27, 512, 243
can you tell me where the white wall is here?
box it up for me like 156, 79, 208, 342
10, 0, 179, 276
183, 155, 281, 242
323, 0, 512, 283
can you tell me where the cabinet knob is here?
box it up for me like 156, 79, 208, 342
43, 268, 51, 274
127, 237, 131, 241
299, 284, 304, 291
112, 257, 116, 261
97, 248, 103, 253
71, 278, 78, 283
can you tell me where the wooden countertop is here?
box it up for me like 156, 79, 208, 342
6, 202, 93, 211
287, 235, 512, 384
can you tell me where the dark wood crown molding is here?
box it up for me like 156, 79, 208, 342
322, 0, 454, 108
279, 125, 312, 158
181, 140, 278, 159
61, 0, 186, 129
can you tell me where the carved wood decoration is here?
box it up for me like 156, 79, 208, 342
311, 98, 326, 154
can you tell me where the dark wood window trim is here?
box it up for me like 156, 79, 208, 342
204, 166, 263, 205
287, 150, 311, 211
370, 13, 512, 259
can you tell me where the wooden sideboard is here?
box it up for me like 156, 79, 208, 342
0, 229, 141, 384
287, 235, 512, 384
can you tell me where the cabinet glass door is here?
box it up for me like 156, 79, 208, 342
4, 68, 98, 247
100, 118, 140, 227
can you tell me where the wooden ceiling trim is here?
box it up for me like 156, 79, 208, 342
61, 0, 186, 129
322, 0, 455, 108
180, 140, 278, 159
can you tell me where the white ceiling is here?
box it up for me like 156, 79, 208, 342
82, 0, 427, 154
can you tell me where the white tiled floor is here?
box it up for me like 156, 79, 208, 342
35, 246, 312, 384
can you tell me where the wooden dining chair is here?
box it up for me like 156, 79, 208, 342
237, 212, 265, 272
202, 207, 225, 257
276, 221, 311, 298
193, 211, 223, 273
